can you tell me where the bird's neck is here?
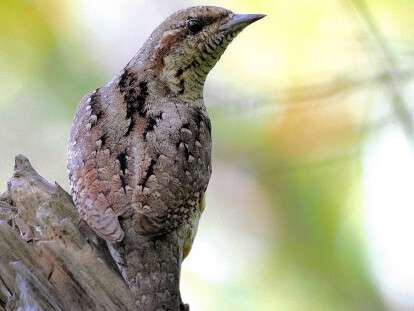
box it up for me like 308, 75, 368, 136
125, 41, 208, 104
159, 54, 207, 102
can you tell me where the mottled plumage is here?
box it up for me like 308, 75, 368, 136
68, 6, 264, 310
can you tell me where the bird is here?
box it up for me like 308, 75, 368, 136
68, 6, 264, 311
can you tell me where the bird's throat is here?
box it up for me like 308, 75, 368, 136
161, 55, 208, 102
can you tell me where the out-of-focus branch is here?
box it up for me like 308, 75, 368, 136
269, 68, 414, 109
347, 0, 414, 144
210, 67, 414, 115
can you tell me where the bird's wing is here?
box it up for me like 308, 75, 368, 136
68, 84, 132, 242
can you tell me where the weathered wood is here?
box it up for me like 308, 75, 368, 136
0, 155, 136, 311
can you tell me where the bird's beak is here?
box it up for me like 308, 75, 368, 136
219, 13, 266, 32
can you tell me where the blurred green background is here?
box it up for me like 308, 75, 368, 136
2, 0, 414, 310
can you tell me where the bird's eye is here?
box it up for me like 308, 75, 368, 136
187, 18, 203, 34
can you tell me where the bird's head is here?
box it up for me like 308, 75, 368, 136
136, 6, 265, 101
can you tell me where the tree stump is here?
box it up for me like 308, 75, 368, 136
0, 155, 137, 311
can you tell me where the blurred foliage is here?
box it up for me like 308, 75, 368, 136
3, 0, 414, 310
0, 0, 103, 110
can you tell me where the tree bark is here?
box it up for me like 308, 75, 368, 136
0, 155, 186, 311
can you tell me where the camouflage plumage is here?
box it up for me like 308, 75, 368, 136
68, 6, 264, 310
